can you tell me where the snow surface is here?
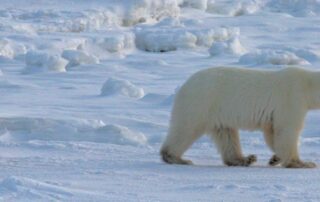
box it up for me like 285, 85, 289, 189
0, 0, 320, 201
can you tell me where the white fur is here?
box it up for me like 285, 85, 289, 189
161, 67, 320, 168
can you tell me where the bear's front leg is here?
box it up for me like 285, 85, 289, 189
160, 123, 205, 165
211, 128, 257, 167
273, 127, 316, 168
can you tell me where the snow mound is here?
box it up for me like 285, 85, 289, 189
96, 124, 147, 146
35, 38, 86, 53
180, 0, 209, 10
194, 27, 240, 47
141, 93, 168, 103
284, 48, 320, 62
161, 94, 176, 106
62, 50, 99, 67
120, 0, 180, 26
89, 33, 135, 53
239, 50, 310, 65
0, 117, 104, 142
179, 0, 262, 15
101, 78, 145, 99
0, 117, 147, 146
209, 37, 246, 56
267, 0, 320, 17
207, 0, 263, 16
0, 20, 36, 35
0, 80, 28, 90
135, 18, 239, 52
0, 38, 27, 60
2, 1, 180, 33
142, 86, 179, 106
0, 176, 73, 201
136, 30, 197, 52
24, 51, 68, 73
141, 93, 176, 107
33, 10, 118, 32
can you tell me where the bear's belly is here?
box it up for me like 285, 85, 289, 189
208, 111, 271, 132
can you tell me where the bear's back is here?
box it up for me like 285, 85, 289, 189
181, 67, 277, 96
176, 67, 309, 130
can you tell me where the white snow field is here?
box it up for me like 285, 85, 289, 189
0, 0, 320, 201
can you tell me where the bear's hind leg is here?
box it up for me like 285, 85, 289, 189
263, 125, 281, 166
160, 126, 204, 165
160, 149, 193, 165
273, 127, 316, 168
211, 128, 257, 166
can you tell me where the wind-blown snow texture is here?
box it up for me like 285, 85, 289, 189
0, 0, 320, 201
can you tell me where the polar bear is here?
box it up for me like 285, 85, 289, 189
160, 67, 319, 168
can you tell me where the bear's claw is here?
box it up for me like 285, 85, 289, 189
161, 149, 193, 165
246, 154, 257, 165
269, 155, 281, 166
225, 154, 257, 167
285, 160, 316, 168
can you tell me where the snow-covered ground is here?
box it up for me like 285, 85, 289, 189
0, 0, 320, 201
